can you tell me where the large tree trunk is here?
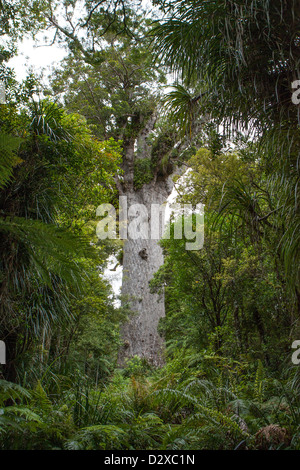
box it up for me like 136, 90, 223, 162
115, 111, 180, 367
118, 179, 172, 367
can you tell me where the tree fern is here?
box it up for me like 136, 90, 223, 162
0, 132, 22, 190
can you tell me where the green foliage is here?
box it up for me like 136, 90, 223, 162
0, 73, 123, 384
162, 84, 201, 138
0, 0, 46, 39
133, 158, 153, 189
154, 0, 300, 287
0, 132, 23, 189
47, 13, 165, 142
123, 356, 153, 378
2, 349, 299, 450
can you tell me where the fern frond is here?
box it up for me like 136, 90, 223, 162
0, 132, 22, 189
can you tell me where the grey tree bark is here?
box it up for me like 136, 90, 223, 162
117, 116, 174, 367
118, 180, 173, 366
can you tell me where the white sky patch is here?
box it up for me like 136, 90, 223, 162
8, 34, 67, 81
104, 254, 123, 307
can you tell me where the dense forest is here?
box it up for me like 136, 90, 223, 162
0, 0, 300, 451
